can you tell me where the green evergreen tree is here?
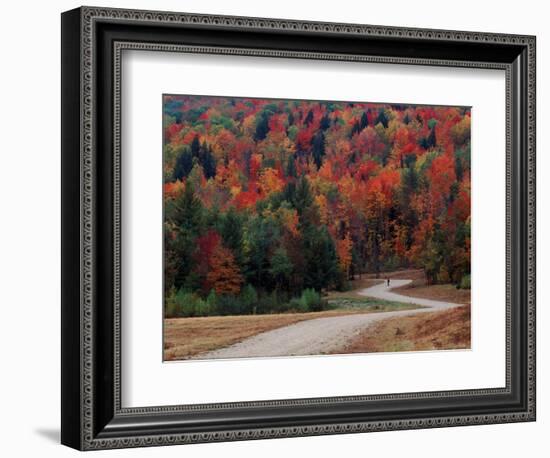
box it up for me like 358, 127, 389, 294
360, 111, 369, 129
312, 131, 326, 169
164, 181, 204, 291
287, 111, 294, 126
351, 120, 361, 137
304, 109, 314, 126
243, 215, 279, 288
320, 114, 331, 130
303, 226, 339, 290
218, 208, 244, 266
198, 141, 217, 179
172, 147, 193, 181
427, 127, 437, 148
293, 176, 317, 222
269, 247, 294, 290
376, 109, 389, 128
190, 135, 201, 157
285, 156, 297, 178
254, 111, 270, 141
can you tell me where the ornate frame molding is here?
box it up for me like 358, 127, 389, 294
61, 6, 536, 450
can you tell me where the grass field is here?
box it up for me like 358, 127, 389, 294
164, 298, 422, 361
325, 277, 383, 300
333, 305, 471, 354
164, 269, 470, 361
394, 283, 470, 305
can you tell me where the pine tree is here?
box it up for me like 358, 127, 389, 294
165, 181, 204, 290
254, 112, 270, 141
304, 109, 314, 126
218, 209, 244, 266
320, 114, 331, 130
351, 121, 361, 137
269, 247, 293, 289
360, 111, 369, 129
303, 226, 339, 290
172, 147, 193, 181
190, 135, 201, 157
312, 131, 326, 169
427, 127, 437, 148
293, 176, 316, 221
376, 109, 389, 128
285, 156, 297, 178
199, 141, 217, 179
287, 111, 294, 126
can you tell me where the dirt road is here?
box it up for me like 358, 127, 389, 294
357, 279, 459, 309
193, 279, 462, 359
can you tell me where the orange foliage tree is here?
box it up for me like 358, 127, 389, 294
206, 244, 243, 295
336, 234, 353, 279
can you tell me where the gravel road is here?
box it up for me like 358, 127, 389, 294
193, 279, 462, 360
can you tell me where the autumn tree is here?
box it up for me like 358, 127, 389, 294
162, 94, 472, 315
206, 244, 243, 295
336, 234, 353, 280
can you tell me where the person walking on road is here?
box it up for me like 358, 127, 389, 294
386, 277, 390, 287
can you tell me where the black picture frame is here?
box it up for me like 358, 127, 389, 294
61, 6, 536, 450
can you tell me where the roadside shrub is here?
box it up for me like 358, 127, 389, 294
459, 274, 471, 290
289, 288, 328, 312
168, 286, 334, 317
173, 289, 207, 317
303, 288, 327, 312
333, 269, 349, 292
165, 288, 179, 318
205, 289, 218, 315
256, 292, 282, 314
289, 297, 308, 313
215, 295, 244, 315
337, 279, 352, 292
437, 265, 451, 283
240, 284, 258, 314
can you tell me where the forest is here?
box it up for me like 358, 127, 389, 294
163, 95, 471, 318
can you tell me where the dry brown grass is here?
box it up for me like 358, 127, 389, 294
327, 269, 469, 305
367, 268, 470, 304
335, 305, 471, 354
394, 283, 471, 305
164, 268, 470, 360
164, 309, 385, 361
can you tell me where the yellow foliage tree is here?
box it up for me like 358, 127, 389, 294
315, 194, 329, 225
258, 167, 285, 196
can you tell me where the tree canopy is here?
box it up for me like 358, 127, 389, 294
163, 95, 471, 316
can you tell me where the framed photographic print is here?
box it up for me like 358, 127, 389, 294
61, 6, 536, 450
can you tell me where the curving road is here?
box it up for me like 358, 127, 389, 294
193, 279, 462, 360
357, 279, 459, 310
